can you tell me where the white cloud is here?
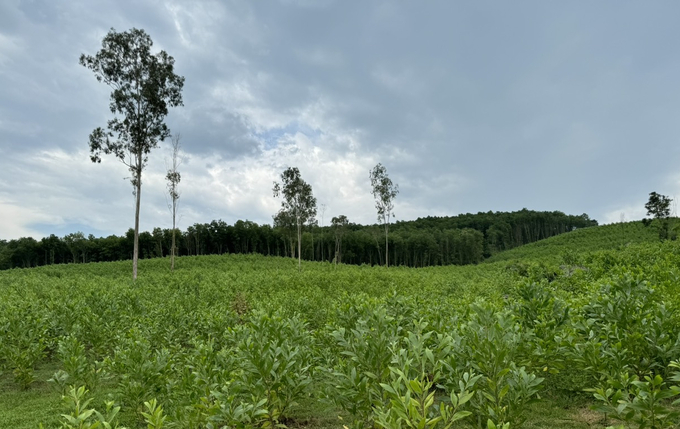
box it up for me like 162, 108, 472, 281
602, 175, 680, 225
601, 205, 646, 225
171, 129, 381, 227
0, 127, 386, 239
0, 202, 58, 238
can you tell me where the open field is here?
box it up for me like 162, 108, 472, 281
1, 223, 680, 428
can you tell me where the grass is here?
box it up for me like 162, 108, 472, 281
0, 363, 62, 428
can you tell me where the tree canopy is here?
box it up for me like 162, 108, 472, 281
643, 192, 674, 240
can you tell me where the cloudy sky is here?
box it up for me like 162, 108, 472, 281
2, 1, 680, 240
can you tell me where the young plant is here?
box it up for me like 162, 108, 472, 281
591, 362, 680, 429
456, 304, 543, 428
141, 399, 166, 429
375, 323, 480, 429
324, 304, 402, 429
3, 312, 48, 389
106, 328, 172, 413
50, 335, 104, 393
233, 311, 314, 427
58, 385, 126, 429
204, 388, 269, 429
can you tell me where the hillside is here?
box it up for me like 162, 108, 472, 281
486, 220, 659, 263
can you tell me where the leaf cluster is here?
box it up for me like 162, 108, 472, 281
80, 27, 184, 179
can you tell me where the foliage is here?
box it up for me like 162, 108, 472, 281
80, 27, 184, 280
49, 335, 103, 393
0, 209, 599, 270
644, 192, 675, 241
331, 215, 349, 265
591, 363, 680, 429
165, 134, 182, 272
487, 220, 656, 263
0, 304, 48, 389
645, 192, 672, 220
323, 302, 402, 428
370, 163, 399, 267
273, 167, 317, 271
57, 386, 125, 429
454, 304, 544, 428
374, 324, 480, 429
2, 234, 680, 428
231, 311, 315, 427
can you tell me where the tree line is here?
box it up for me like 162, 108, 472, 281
0, 209, 596, 270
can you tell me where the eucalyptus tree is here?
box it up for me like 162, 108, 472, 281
273, 167, 317, 271
331, 215, 349, 265
80, 27, 184, 280
369, 163, 399, 267
166, 134, 182, 272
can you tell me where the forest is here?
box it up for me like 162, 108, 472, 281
0, 209, 596, 270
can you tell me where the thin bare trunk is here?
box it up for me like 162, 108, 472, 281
133, 157, 141, 280
372, 228, 383, 266
297, 221, 302, 271
167, 134, 181, 272
385, 218, 389, 268
171, 229, 176, 271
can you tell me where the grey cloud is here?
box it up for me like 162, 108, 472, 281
3, 0, 680, 239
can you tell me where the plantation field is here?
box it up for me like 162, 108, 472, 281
485, 220, 659, 263
1, 224, 680, 428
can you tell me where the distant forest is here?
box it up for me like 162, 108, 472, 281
0, 209, 596, 270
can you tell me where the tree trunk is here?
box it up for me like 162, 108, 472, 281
297, 221, 302, 271
133, 157, 142, 281
385, 219, 389, 268
334, 237, 340, 266
373, 229, 382, 266
171, 228, 176, 272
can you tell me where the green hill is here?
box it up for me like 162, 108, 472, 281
486, 220, 659, 263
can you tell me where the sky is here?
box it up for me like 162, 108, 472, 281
2, 1, 680, 240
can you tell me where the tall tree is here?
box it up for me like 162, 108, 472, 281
166, 133, 182, 272
81, 28, 184, 280
643, 192, 673, 240
273, 167, 317, 271
369, 163, 399, 267
331, 215, 349, 266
